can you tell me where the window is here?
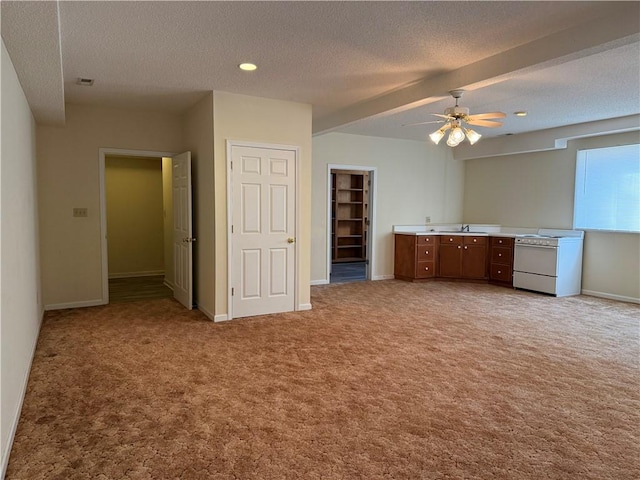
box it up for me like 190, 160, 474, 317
574, 144, 640, 233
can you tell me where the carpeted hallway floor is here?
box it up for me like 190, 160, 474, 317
6, 280, 639, 479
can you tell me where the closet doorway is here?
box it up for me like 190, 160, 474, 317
327, 165, 376, 284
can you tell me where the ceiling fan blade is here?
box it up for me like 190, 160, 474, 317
402, 120, 446, 127
432, 113, 451, 119
466, 119, 503, 128
466, 112, 507, 120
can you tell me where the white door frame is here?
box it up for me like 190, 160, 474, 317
326, 164, 377, 283
226, 140, 300, 321
98, 148, 175, 305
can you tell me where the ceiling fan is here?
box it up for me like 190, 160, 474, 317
406, 90, 506, 147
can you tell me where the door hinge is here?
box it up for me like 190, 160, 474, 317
231, 288, 235, 296
231, 225, 234, 233
230, 161, 233, 170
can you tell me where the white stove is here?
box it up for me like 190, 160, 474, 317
513, 229, 584, 296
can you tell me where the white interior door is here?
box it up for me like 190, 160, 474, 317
230, 145, 296, 318
172, 151, 193, 309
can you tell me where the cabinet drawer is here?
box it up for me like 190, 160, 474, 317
440, 235, 463, 245
416, 246, 435, 261
417, 235, 435, 245
416, 261, 435, 278
491, 236, 514, 247
464, 236, 487, 245
490, 264, 512, 282
491, 246, 512, 264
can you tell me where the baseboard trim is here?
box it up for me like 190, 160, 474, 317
108, 271, 165, 279
581, 289, 639, 304
373, 274, 395, 281
1, 310, 43, 479
195, 304, 215, 321
45, 299, 106, 311
298, 303, 312, 311
310, 279, 329, 286
214, 314, 230, 322
163, 279, 174, 291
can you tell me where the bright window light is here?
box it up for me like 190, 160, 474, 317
574, 143, 640, 233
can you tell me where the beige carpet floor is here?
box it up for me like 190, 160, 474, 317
6, 280, 639, 479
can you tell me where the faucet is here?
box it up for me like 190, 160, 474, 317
461, 224, 470, 232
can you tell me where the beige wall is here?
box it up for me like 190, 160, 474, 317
37, 104, 183, 308
1, 41, 42, 476
183, 93, 215, 318
311, 132, 463, 282
105, 156, 164, 277
213, 92, 313, 316
463, 131, 640, 302
162, 157, 174, 287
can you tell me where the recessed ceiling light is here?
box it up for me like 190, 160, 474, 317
239, 63, 257, 71
76, 77, 94, 86
514, 111, 527, 117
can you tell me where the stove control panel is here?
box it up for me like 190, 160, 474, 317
516, 237, 559, 246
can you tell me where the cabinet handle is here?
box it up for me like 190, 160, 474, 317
499, 240, 503, 244
458, 245, 461, 249
449, 238, 453, 242
498, 253, 502, 257
425, 266, 429, 271
498, 270, 502, 274
464, 246, 468, 249
473, 239, 477, 242
425, 251, 429, 255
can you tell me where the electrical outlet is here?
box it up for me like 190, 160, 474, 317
425, 216, 431, 224
73, 208, 88, 217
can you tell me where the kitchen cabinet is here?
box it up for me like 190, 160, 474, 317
331, 172, 368, 262
394, 235, 437, 281
438, 235, 488, 280
489, 236, 514, 286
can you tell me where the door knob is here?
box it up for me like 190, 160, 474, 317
287, 237, 295, 244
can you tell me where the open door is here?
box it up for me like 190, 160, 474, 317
172, 151, 193, 309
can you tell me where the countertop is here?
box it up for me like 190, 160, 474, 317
393, 224, 539, 238
394, 231, 517, 237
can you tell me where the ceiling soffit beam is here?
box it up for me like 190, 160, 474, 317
313, 3, 640, 135
1, 0, 65, 126
452, 115, 640, 161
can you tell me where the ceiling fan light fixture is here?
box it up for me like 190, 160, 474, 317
446, 132, 463, 147
429, 128, 446, 144
465, 128, 482, 145
448, 126, 465, 144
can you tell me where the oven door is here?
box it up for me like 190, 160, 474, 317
513, 244, 558, 276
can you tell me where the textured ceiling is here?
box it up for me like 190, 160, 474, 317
2, 1, 639, 140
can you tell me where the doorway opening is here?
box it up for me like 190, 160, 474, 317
99, 148, 196, 308
327, 165, 376, 284
104, 154, 173, 303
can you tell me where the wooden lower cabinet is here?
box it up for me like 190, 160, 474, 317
394, 234, 491, 282
394, 235, 437, 281
438, 236, 463, 278
437, 235, 487, 279
488, 236, 514, 286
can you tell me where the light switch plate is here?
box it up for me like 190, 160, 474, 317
73, 208, 88, 217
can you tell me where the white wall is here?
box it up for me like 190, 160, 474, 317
37, 105, 183, 309
1, 40, 42, 478
182, 93, 215, 319
213, 92, 313, 317
463, 131, 640, 302
105, 156, 164, 277
311, 132, 463, 283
